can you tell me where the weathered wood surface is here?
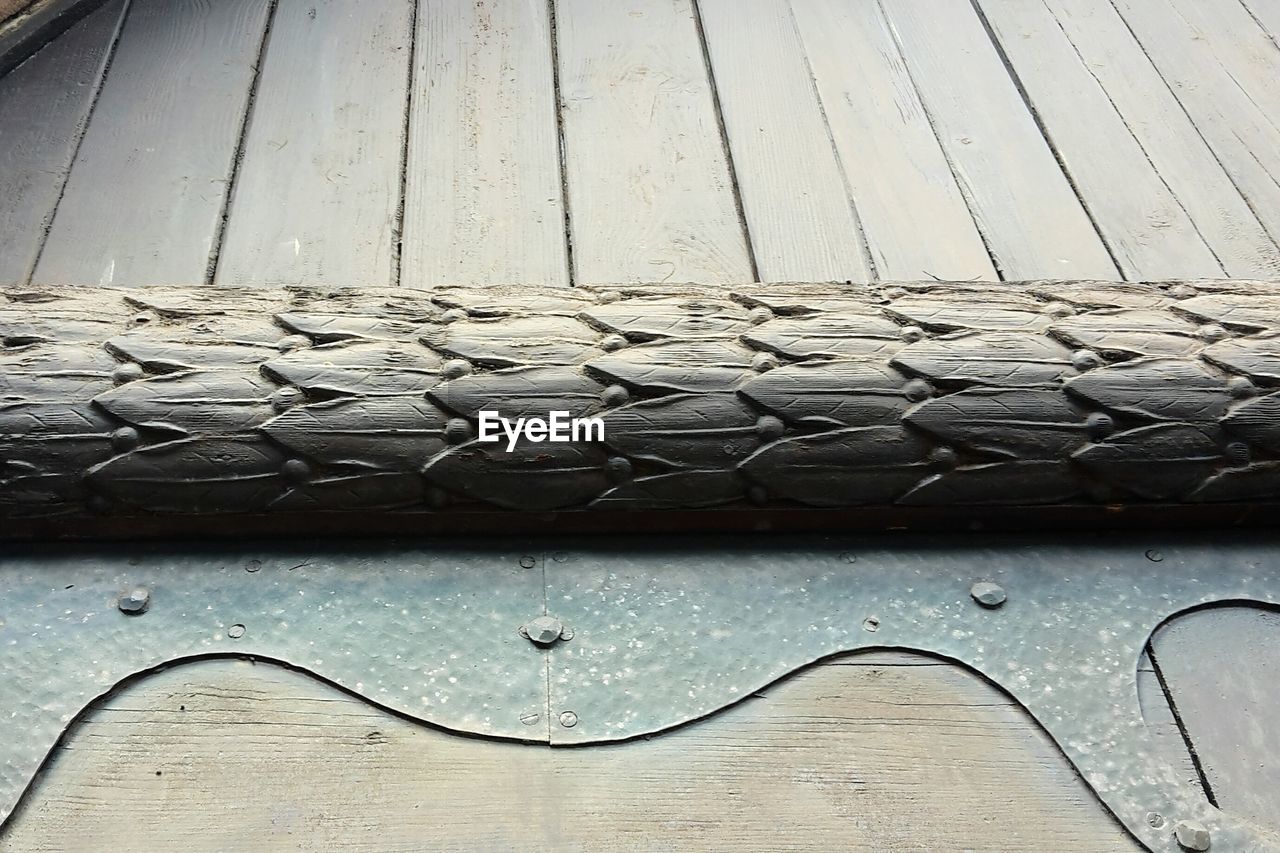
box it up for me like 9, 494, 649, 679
1147, 606, 1280, 833
5, 281, 1280, 522
402, 0, 569, 288
214, 0, 415, 288
880, 0, 1119, 281
0, 0, 123, 284
0, 654, 1140, 851
790, 0, 996, 282
30, 0, 270, 287
554, 0, 753, 284
698, 0, 870, 283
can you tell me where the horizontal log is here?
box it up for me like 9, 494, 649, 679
3, 280, 1280, 535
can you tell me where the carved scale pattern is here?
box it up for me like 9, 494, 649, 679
3, 281, 1280, 518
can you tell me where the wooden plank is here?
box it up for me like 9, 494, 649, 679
0, 0, 124, 285
1164, 0, 1280, 129
401, 0, 568, 289
697, 0, 870, 283
213, 0, 414, 289
2, 653, 1139, 850
1017, 0, 1280, 278
31, 0, 271, 287
1112, 0, 1280, 253
879, 0, 1117, 281
790, 0, 997, 282
975, 0, 1225, 280
1149, 606, 1280, 832
1241, 0, 1280, 39
554, 0, 752, 285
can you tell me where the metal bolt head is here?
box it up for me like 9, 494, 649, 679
524, 616, 565, 647
118, 587, 150, 615
970, 581, 1007, 608
1174, 820, 1211, 851
558, 710, 578, 728
519, 712, 541, 727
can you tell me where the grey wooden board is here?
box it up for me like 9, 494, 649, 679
1022, 0, 1280, 279
31, 0, 270, 287
1242, 0, 1280, 39
1136, 650, 1209, 800
213, 0, 414, 289
790, 0, 997, 282
880, 0, 1118, 281
698, 0, 870, 283
1112, 0, 1280, 252
0, 0, 123, 285
977, 0, 1224, 280
554, 0, 753, 285
401, 0, 568, 288
1149, 606, 1280, 833
0, 654, 1140, 851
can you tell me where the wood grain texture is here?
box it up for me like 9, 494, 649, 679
401, 0, 568, 288
1241, 0, 1280, 39
0, 654, 1139, 851
554, 0, 753, 285
213, 0, 414, 288
697, 0, 870, 283
1020, 0, 1280, 279
790, 0, 996, 282
1149, 606, 1280, 832
0, 0, 124, 285
977, 0, 1227, 280
1112, 0, 1280, 254
880, 0, 1118, 281
31, 0, 270, 287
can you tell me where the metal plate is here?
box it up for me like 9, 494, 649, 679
0, 541, 549, 824
3, 533, 1280, 852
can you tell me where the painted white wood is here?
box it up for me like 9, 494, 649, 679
1165, 0, 1280, 132
1112, 0, 1280, 254
1241, 0, 1280, 40
976, 0, 1223, 280
1023, 0, 1280, 278
402, 0, 568, 288
215, 0, 415, 289
790, 0, 996, 282
698, 0, 870, 283
554, 0, 753, 285
880, 0, 1117, 281
0, 0, 125, 285
33, 0, 271, 287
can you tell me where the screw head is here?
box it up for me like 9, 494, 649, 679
862, 616, 880, 633
1174, 819, 1211, 851
227, 624, 246, 640
118, 587, 150, 615
519, 712, 541, 726
970, 581, 1007, 608
558, 710, 578, 728
518, 555, 536, 569
524, 615, 565, 647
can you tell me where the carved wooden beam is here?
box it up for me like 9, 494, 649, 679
3, 281, 1279, 536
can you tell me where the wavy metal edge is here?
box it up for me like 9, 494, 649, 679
3, 533, 1280, 851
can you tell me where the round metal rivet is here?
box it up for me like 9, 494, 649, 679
1169, 284, 1198, 300
558, 711, 578, 728
1146, 812, 1165, 829
441, 358, 473, 380
244, 560, 262, 573
756, 415, 785, 441
596, 290, 622, 304
1198, 324, 1228, 342
524, 615, 565, 647
749, 306, 773, 325
929, 446, 958, 468
751, 352, 779, 373
271, 387, 304, 412
1085, 412, 1115, 440
1227, 376, 1257, 399
112, 363, 145, 385
1072, 349, 1103, 371
903, 379, 933, 402
227, 624, 247, 640
899, 325, 926, 343
276, 334, 310, 353
604, 457, 633, 483
1145, 549, 1164, 563
970, 581, 1007, 608
111, 427, 140, 452
1042, 301, 1075, 318
601, 385, 630, 408
281, 458, 312, 483
441, 308, 468, 323
519, 555, 536, 569
118, 587, 150, 615
601, 334, 628, 352
862, 616, 880, 633
552, 552, 568, 563
445, 418, 472, 444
